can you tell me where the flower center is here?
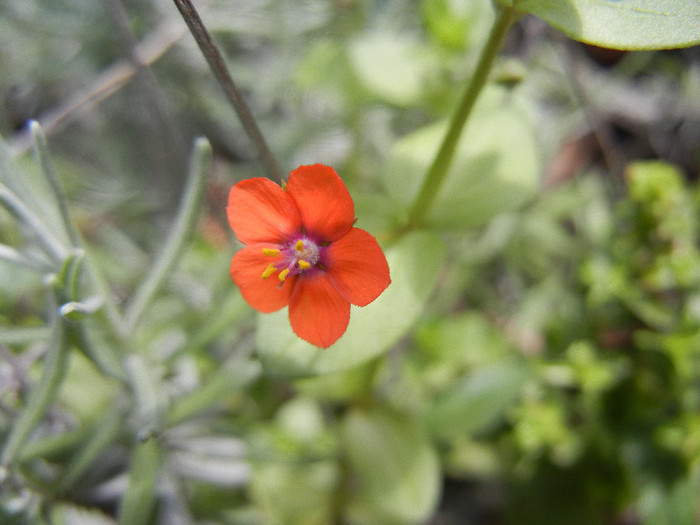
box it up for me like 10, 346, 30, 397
260, 238, 321, 284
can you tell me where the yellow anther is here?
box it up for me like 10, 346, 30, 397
262, 248, 280, 257
295, 240, 305, 252
278, 268, 290, 282
261, 264, 276, 279
298, 259, 311, 270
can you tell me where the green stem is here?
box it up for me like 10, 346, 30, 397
406, 5, 519, 227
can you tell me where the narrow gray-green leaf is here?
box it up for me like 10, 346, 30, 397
1, 321, 70, 465
118, 439, 161, 525
57, 403, 124, 493
31, 121, 81, 247
124, 137, 211, 329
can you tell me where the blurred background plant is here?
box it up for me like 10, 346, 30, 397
1, 0, 699, 524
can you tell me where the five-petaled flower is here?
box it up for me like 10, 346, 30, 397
227, 164, 391, 348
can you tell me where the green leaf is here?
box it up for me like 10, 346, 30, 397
252, 459, 340, 525
1, 318, 71, 465
118, 439, 161, 525
422, 0, 494, 50
348, 33, 432, 106
0, 325, 52, 345
503, 0, 700, 50
385, 86, 539, 230
639, 478, 699, 525
0, 132, 71, 254
124, 137, 211, 330
342, 407, 441, 525
426, 361, 529, 439
256, 231, 446, 377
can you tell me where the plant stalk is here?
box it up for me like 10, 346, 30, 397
407, 6, 519, 227
172, 0, 284, 180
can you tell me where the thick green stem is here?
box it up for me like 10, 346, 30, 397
407, 6, 519, 227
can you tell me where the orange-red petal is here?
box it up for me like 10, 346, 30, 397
325, 228, 390, 307
227, 178, 302, 245
288, 271, 351, 348
230, 244, 296, 313
286, 164, 354, 242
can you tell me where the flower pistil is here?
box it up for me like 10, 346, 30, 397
261, 237, 321, 284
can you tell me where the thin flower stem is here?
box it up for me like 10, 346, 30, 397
172, 0, 284, 180
30, 121, 82, 248
124, 137, 211, 330
406, 6, 519, 227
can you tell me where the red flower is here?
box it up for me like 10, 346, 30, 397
227, 164, 391, 348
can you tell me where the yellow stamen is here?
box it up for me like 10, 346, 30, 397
262, 248, 280, 257
261, 264, 276, 279
295, 240, 305, 252
278, 268, 290, 282
298, 259, 311, 270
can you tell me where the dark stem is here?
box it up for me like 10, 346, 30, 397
171, 0, 284, 180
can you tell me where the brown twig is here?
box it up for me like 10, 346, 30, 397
171, 0, 284, 180
105, 0, 188, 191
10, 22, 182, 155
9, 20, 186, 156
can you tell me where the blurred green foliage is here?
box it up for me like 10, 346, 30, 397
1, 0, 700, 524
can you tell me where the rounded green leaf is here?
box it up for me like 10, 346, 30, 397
342, 407, 441, 525
426, 361, 530, 439
505, 0, 700, 50
255, 231, 446, 377
385, 86, 539, 230
348, 33, 431, 106
251, 459, 339, 525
